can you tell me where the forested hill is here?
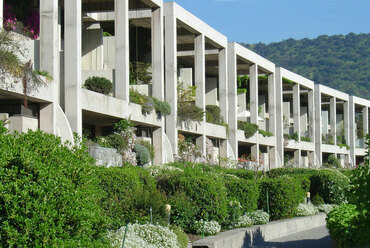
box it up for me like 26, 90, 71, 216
241, 33, 370, 100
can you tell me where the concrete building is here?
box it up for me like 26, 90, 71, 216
0, 0, 368, 168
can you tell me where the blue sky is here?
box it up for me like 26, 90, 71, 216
166, 0, 370, 44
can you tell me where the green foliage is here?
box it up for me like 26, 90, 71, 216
103, 31, 111, 37
242, 33, 370, 100
238, 121, 258, 139
153, 97, 171, 116
84, 76, 113, 95
169, 225, 189, 248
224, 178, 259, 214
300, 136, 311, 142
206, 105, 222, 123
129, 89, 155, 115
258, 177, 305, 220
323, 154, 341, 169
168, 192, 197, 233
130, 62, 152, 85
222, 168, 256, 180
34, 70, 53, 81
311, 194, 325, 206
258, 129, 273, 137
310, 169, 350, 204
338, 143, 350, 150
0, 127, 109, 247
237, 88, 247, 95
322, 133, 334, 145
136, 140, 154, 160
177, 82, 204, 122
267, 167, 317, 177
284, 132, 299, 142
113, 119, 133, 133
135, 144, 151, 166
97, 133, 129, 151
282, 77, 297, 85
245, 210, 269, 225
93, 166, 166, 230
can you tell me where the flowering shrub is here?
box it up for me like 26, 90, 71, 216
238, 153, 264, 170
193, 220, 221, 236
317, 204, 337, 214
295, 203, 319, 216
3, 3, 17, 31
246, 210, 269, 225
235, 215, 253, 228
23, 10, 40, 39
177, 134, 202, 162
146, 164, 183, 177
110, 223, 180, 248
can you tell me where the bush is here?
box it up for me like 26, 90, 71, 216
238, 121, 258, 139
310, 169, 350, 204
326, 204, 369, 248
224, 178, 259, 213
193, 220, 221, 236
223, 168, 256, 180
84, 76, 113, 95
235, 215, 253, 228
267, 168, 317, 177
136, 140, 154, 160
258, 177, 305, 220
206, 105, 222, 123
135, 144, 151, 166
170, 225, 189, 248
317, 204, 337, 214
97, 133, 128, 151
224, 200, 243, 228
153, 98, 171, 116
157, 169, 229, 227
168, 192, 197, 233
258, 129, 273, 137
110, 223, 180, 248
177, 102, 204, 122
245, 210, 269, 225
93, 166, 166, 230
295, 203, 319, 216
323, 154, 341, 169
129, 62, 152, 85
311, 194, 325, 206
300, 136, 311, 142
129, 89, 155, 115
0, 128, 109, 247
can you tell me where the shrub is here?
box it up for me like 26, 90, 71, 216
267, 167, 317, 177
193, 220, 221, 236
245, 210, 269, 225
97, 133, 128, 151
323, 154, 341, 169
206, 105, 222, 123
317, 204, 337, 214
177, 82, 204, 122
168, 192, 197, 233
258, 177, 305, 220
146, 164, 183, 177
295, 203, 319, 216
258, 129, 273, 137
153, 98, 171, 116
300, 136, 311, 142
222, 168, 255, 180
129, 89, 155, 115
310, 169, 350, 204
84, 76, 113, 95
110, 223, 180, 248
284, 132, 299, 142
224, 200, 243, 228
129, 62, 152, 85
169, 225, 189, 248
135, 144, 151, 165
235, 215, 253, 228
136, 140, 154, 160
93, 166, 166, 230
238, 121, 258, 139
311, 194, 325, 206
224, 178, 259, 213
0, 127, 108, 247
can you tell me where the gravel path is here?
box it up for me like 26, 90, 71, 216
251, 226, 332, 248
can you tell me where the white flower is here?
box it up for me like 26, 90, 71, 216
295, 203, 319, 216
235, 215, 253, 228
193, 220, 221, 236
245, 210, 269, 225
317, 204, 337, 214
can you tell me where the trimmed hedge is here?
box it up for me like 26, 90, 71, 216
267, 168, 317, 177
84, 76, 113, 95
224, 178, 259, 213
310, 169, 349, 205
258, 177, 306, 220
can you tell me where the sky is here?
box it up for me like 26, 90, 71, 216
165, 0, 370, 44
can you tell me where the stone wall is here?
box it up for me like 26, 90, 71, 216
88, 145, 122, 167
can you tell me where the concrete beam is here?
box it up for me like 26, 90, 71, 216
234, 43, 275, 73
177, 49, 219, 57
164, 11, 178, 155
279, 67, 315, 90
115, 0, 129, 101
194, 34, 206, 117
64, 0, 82, 135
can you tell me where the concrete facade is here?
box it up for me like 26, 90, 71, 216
0, 0, 368, 168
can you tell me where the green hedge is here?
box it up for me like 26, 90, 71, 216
84, 76, 113, 95
224, 178, 259, 213
93, 166, 166, 230
267, 167, 317, 177
310, 169, 349, 205
238, 121, 258, 139
258, 177, 305, 220
0, 127, 109, 247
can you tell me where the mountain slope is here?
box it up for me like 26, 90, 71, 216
241, 33, 370, 100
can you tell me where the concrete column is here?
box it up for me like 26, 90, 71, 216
308, 89, 315, 144
294, 149, 301, 167
330, 97, 337, 145
348, 96, 356, 166
39, 103, 55, 134
219, 48, 228, 123
251, 144, 259, 166
153, 127, 165, 164
40, 0, 59, 134
268, 146, 276, 169
344, 101, 350, 145
314, 85, 322, 165
164, 12, 178, 155
151, 7, 164, 100
363, 106, 368, 136
308, 151, 315, 168
115, 0, 129, 101
196, 135, 206, 156
249, 64, 258, 125
275, 68, 284, 168
64, 0, 82, 135
227, 43, 238, 159
0, 0, 3, 29
268, 73, 276, 167
293, 84, 300, 140
194, 34, 206, 117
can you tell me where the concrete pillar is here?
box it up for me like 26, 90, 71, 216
251, 144, 259, 165
219, 48, 228, 123
344, 101, 350, 145
330, 97, 337, 145
115, 0, 129, 101
249, 64, 258, 125
348, 96, 356, 166
40, 0, 59, 134
293, 84, 300, 140
268, 146, 276, 169
308, 89, 315, 144
314, 85, 322, 165
268, 73, 276, 167
164, 11, 178, 155
151, 7, 164, 100
194, 34, 206, 154
294, 149, 301, 166
363, 106, 368, 136
64, 0, 82, 135
308, 151, 315, 168
0, 0, 3, 29
227, 43, 238, 159
153, 127, 165, 164
275, 68, 284, 167
39, 103, 55, 134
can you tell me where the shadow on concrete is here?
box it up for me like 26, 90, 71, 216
248, 236, 332, 248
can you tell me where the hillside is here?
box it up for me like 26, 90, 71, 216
241, 33, 370, 100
